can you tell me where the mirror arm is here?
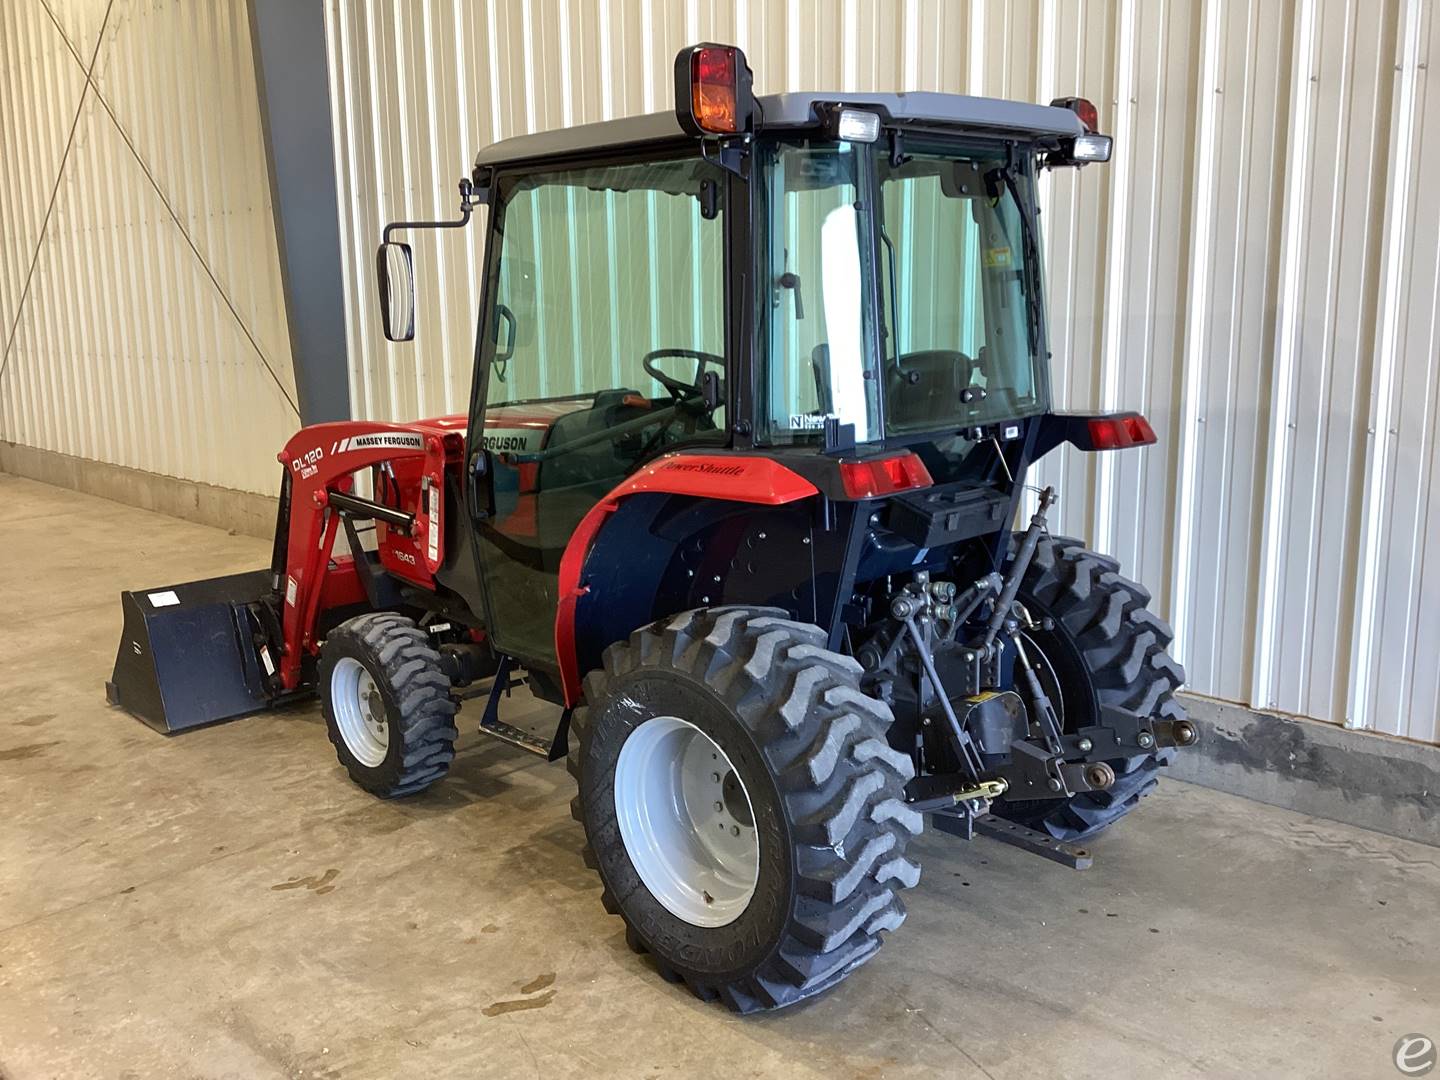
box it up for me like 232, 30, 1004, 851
382, 177, 483, 244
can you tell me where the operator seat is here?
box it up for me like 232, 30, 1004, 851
885, 350, 976, 431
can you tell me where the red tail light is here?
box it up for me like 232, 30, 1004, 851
1087, 414, 1157, 450
839, 453, 934, 499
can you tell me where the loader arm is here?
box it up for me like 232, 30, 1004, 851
274, 420, 465, 690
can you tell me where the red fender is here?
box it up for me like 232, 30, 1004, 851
553, 453, 818, 706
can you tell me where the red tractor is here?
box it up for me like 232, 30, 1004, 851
110, 45, 1195, 1012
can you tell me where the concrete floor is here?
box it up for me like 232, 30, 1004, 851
2, 473, 1437, 1080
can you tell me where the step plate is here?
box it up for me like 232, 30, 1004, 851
477, 718, 551, 757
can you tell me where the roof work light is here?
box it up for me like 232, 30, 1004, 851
1047, 96, 1112, 166
674, 43, 754, 137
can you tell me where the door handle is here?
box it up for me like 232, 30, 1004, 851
468, 451, 491, 522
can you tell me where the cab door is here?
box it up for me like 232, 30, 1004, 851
463, 153, 729, 668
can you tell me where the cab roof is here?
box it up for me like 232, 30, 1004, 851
473, 91, 1085, 170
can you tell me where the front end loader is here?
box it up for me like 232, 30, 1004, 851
109, 43, 1197, 1013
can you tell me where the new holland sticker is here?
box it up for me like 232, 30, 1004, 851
789, 412, 837, 431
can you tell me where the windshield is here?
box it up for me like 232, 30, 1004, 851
757, 137, 1049, 445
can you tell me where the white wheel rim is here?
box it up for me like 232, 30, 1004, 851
613, 715, 760, 928
331, 656, 389, 767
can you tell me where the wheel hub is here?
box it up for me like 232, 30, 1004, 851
331, 657, 389, 767
613, 715, 759, 928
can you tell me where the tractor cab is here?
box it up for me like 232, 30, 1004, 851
376, 44, 1119, 674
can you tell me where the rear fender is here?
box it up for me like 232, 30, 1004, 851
554, 453, 819, 706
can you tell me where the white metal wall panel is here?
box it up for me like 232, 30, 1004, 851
1256, 0, 1400, 723
336, 0, 1440, 745
1355, 0, 1440, 744
1176, 0, 1296, 706
0, 0, 297, 496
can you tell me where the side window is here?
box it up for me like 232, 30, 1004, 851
488, 158, 726, 416
471, 159, 727, 665
759, 141, 882, 445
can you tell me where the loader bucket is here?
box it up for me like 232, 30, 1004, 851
106, 569, 280, 734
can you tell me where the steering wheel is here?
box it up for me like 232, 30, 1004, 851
643, 348, 725, 402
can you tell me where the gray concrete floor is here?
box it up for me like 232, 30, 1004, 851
2, 473, 1437, 1080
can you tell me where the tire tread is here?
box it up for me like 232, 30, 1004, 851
568, 606, 919, 1013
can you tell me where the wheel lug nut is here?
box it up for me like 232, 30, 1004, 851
714, 801, 724, 812
712, 772, 721, 782
731, 826, 740, 836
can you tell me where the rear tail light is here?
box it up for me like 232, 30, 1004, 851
839, 453, 934, 499
1087, 414, 1156, 450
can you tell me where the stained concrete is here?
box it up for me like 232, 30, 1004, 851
2, 472, 1438, 1080
1171, 696, 1439, 847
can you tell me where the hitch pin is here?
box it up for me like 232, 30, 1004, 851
952, 778, 1009, 804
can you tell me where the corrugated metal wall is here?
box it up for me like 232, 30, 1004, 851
325, 0, 1440, 745
0, 0, 297, 496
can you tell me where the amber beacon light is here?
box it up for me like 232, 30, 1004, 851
674, 43, 754, 136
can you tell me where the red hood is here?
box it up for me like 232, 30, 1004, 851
408, 399, 590, 435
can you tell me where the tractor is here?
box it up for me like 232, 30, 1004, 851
108, 44, 1196, 1013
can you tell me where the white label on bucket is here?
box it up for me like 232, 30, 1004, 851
285, 576, 298, 606
259, 646, 275, 676
147, 590, 180, 608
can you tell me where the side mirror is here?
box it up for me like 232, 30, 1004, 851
501, 258, 537, 348
376, 241, 415, 342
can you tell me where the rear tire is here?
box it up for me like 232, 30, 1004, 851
994, 536, 1186, 842
569, 606, 921, 1013
319, 613, 459, 798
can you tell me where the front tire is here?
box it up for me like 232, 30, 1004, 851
569, 607, 921, 1013
319, 613, 459, 798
